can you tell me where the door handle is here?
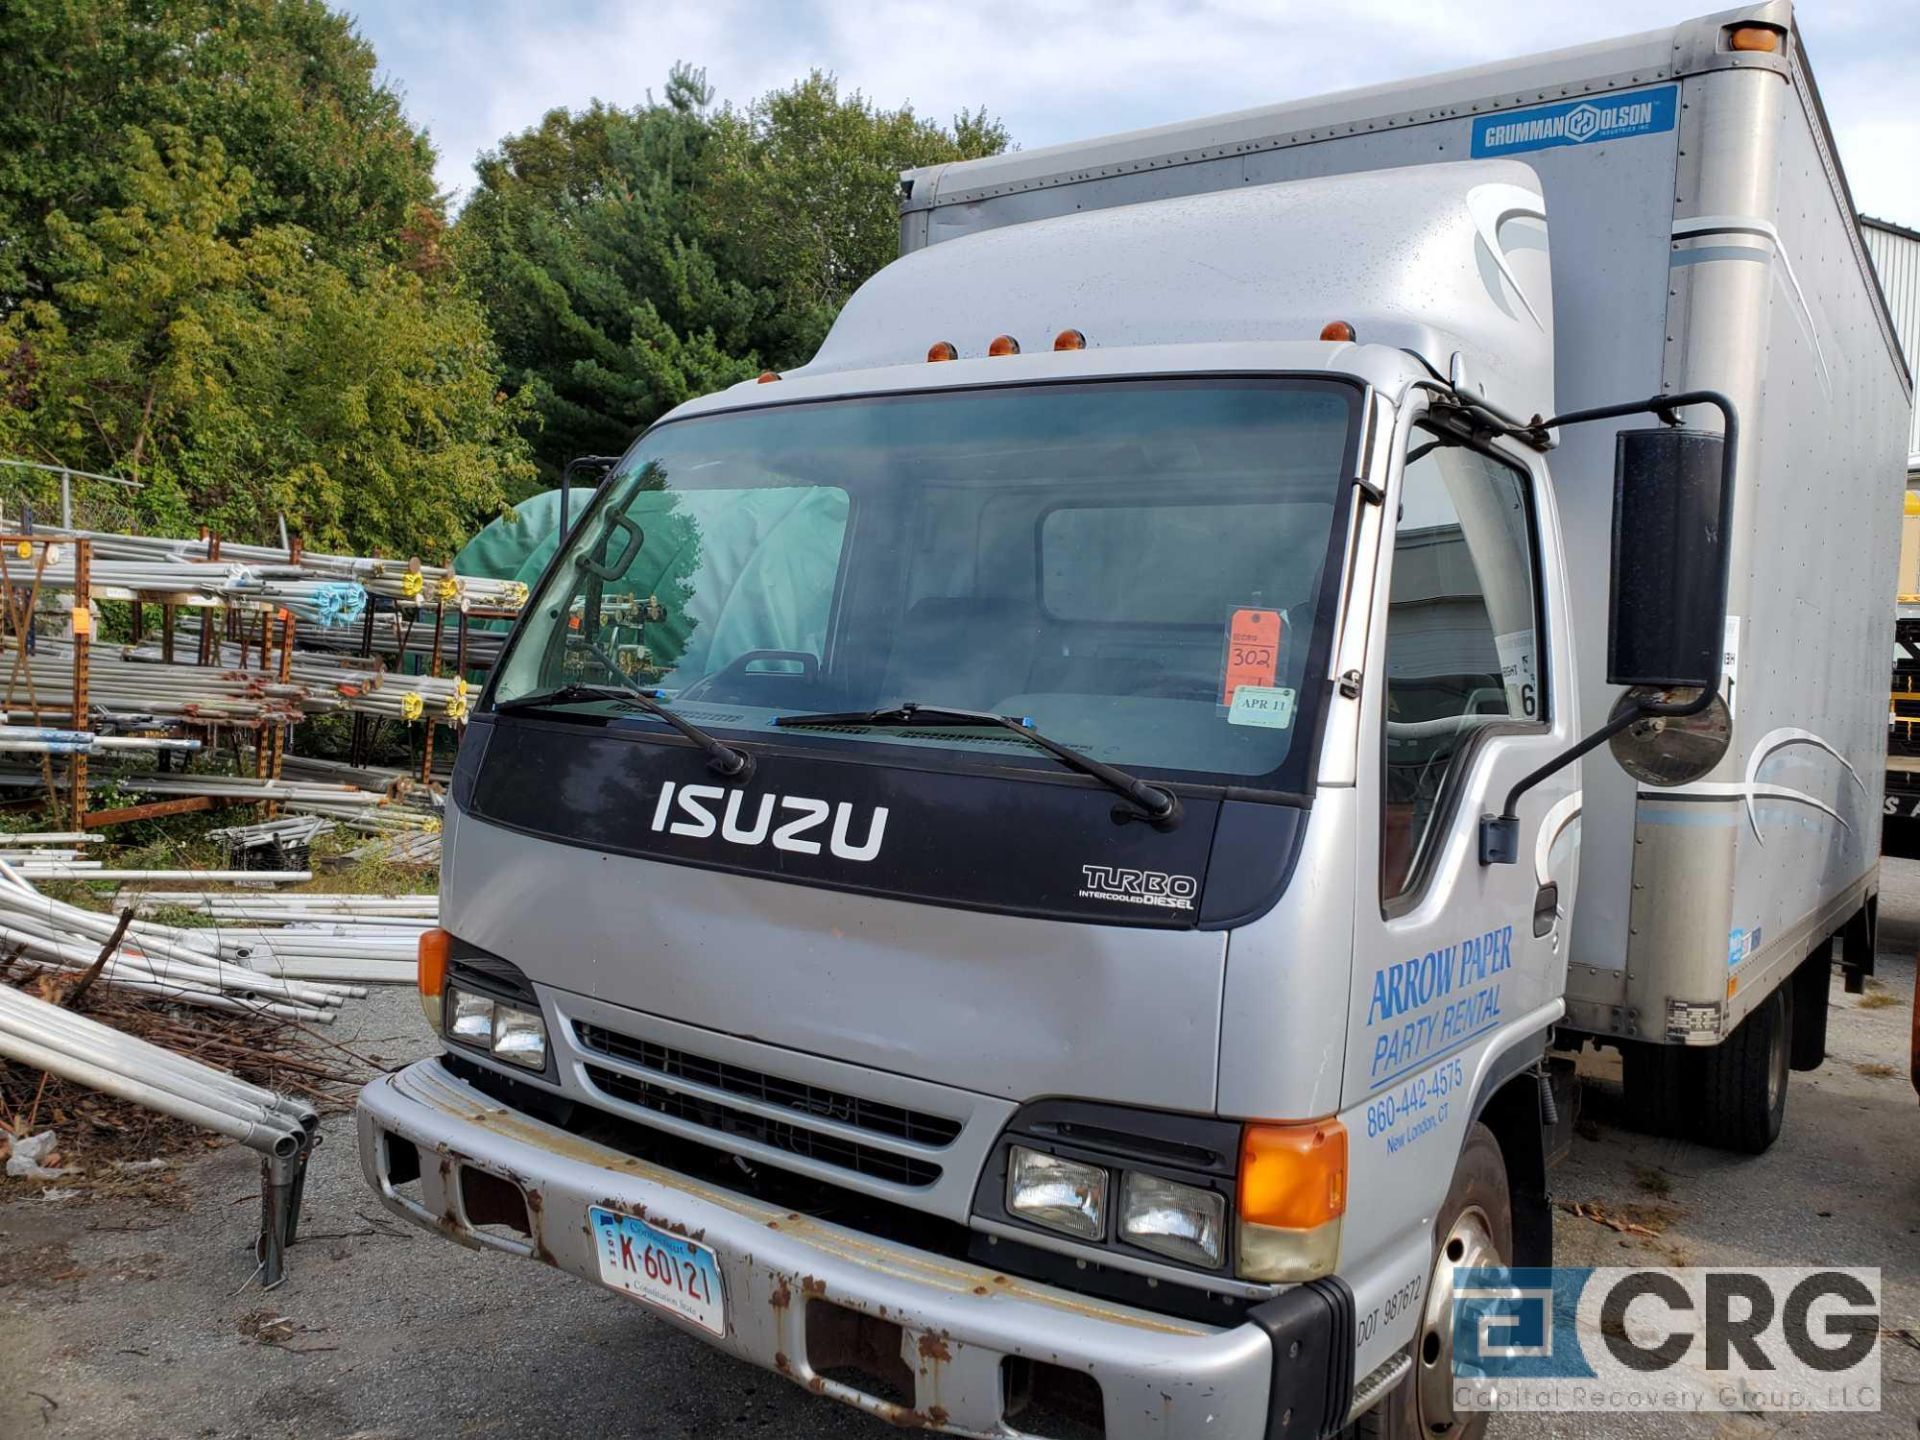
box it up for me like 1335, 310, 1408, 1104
1533, 882, 1560, 938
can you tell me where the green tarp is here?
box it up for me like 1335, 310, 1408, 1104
454, 486, 849, 680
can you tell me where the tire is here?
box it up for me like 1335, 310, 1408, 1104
1692, 985, 1791, 1154
1353, 1123, 1512, 1440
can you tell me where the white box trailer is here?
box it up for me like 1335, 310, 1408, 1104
902, 0, 1911, 1125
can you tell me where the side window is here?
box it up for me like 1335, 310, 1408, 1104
1382, 436, 1542, 898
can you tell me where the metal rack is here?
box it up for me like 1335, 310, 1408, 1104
0, 533, 92, 822
0, 529, 306, 828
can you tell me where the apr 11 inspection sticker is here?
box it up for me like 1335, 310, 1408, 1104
1222, 605, 1294, 727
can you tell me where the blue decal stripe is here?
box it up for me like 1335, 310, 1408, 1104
1471, 85, 1679, 158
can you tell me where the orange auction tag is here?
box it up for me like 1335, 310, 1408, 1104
1222, 607, 1284, 705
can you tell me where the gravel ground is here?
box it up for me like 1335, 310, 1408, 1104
2, 870, 1917, 1440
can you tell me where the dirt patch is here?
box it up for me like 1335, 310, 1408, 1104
1557, 1198, 1685, 1237
0, 1238, 86, 1289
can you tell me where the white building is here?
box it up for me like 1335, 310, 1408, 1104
1861, 215, 1920, 475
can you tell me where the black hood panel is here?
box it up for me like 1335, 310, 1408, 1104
460, 714, 1305, 929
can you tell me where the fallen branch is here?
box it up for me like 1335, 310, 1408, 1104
66, 908, 136, 1008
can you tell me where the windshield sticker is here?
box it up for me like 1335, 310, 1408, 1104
1078, 864, 1197, 912
1493, 630, 1538, 721
1222, 607, 1285, 706
1228, 685, 1297, 729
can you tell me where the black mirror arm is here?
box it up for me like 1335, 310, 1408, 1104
557, 454, 624, 538
1478, 389, 1739, 866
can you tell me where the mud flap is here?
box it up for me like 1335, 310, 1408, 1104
1789, 937, 1832, 1071
1839, 895, 1877, 995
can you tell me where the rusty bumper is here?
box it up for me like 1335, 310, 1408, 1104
357, 1059, 1279, 1438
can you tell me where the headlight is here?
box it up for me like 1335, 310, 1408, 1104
490, 1003, 548, 1070
1120, 1171, 1225, 1267
444, 985, 547, 1072
448, 987, 495, 1044
1006, 1146, 1107, 1240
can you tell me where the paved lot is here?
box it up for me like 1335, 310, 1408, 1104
3, 869, 1917, 1440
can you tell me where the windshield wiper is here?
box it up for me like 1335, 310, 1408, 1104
774, 702, 1179, 827
495, 666, 752, 780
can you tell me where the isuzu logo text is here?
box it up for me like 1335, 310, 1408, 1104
650, 781, 888, 861
1078, 864, 1198, 911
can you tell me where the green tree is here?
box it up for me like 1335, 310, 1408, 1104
454, 68, 1008, 485
0, 0, 438, 309
0, 127, 529, 556
0, 0, 531, 556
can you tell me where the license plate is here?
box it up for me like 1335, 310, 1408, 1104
589, 1205, 727, 1335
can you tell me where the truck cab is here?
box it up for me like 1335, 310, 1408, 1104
363, 162, 1587, 1438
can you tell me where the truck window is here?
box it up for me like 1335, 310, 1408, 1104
1382, 435, 1542, 897
489, 378, 1360, 793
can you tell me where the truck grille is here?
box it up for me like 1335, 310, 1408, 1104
582, 1065, 944, 1188
573, 1023, 962, 1189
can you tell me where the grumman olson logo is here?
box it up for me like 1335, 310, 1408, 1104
650, 781, 888, 861
1078, 865, 1198, 911
1471, 85, 1677, 159
1481, 99, 1654, 150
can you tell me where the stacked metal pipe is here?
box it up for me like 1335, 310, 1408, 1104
0, 723, 201, 756
0, 878, 353, 1020
52, 527, 526, 614
0, 971, 318, 1284
7, 643, 305, 725
0, 770, 388, 806
207, 815, 336, 851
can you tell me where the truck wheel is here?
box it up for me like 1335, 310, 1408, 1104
1354, 1123, 1511, 1440
1693, 986, 1790, 1154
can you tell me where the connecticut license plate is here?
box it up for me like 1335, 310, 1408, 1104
589, 1204, 727, 1335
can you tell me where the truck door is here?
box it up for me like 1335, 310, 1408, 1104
1345, 422, 1576, 1176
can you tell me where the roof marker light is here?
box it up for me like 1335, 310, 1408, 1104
987, 334, 1021, 357
756, 370, 781, 383
1727, 24, 1780, 52
1053, 328, 1087, 351
927, 341, 958, 362
1320, 321, 1357, 343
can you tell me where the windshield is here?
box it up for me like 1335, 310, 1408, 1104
489, 377, 1360, 790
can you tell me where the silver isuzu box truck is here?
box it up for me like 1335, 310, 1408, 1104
356, 5, 1910, 1435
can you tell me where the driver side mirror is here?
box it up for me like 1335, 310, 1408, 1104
1608, 427, 1728, 689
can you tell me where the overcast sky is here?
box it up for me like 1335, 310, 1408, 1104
347, 1, 1920, 227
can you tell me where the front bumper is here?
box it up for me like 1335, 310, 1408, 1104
358, 1059, 1348, 1438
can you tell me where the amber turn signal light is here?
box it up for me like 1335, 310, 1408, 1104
418, 927, 450, 999
417, 927, 451, 1029
927, 341, 958, 362
1239, 1119, 1348, 1229
987, 334, 1021, 357
1727, 24, 1780, 52
1319, 320, 1357, 343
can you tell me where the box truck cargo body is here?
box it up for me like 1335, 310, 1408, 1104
357, 5, 1910, 1436
898, 2, 1909, 1069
